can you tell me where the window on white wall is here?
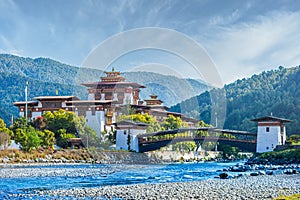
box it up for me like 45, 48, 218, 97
266, 127, 270, 132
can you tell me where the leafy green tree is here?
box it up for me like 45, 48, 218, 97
56, 129, 76, 148
146, 121, 161, 133
38, 129, 55, 149
13, 128, 27, 148
288, 134, 300, 144
10, 117, 29, 135
14, 126, 41, 152
196, 120, 211, 127
0, 118, 13, 138
161, 115, 188, 130
42, 109, 100, 148
0, 118, 13, 148
43, 109, 77, 137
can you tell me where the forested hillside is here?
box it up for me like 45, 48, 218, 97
170, 66, 300, 134
0, 54, 208, 125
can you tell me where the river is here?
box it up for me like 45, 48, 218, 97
0, 161, 240, 198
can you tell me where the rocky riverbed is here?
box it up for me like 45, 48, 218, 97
1, 162, 300, 199
21, 174, 300, 199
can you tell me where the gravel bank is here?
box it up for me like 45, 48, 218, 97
33, 174, 300, 199
0, 164, 145, 178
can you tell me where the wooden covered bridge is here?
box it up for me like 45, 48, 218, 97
137, 127, 257, 152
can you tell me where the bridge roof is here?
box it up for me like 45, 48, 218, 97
137, 127, 256, 138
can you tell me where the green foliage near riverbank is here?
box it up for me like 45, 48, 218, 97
42, 109, 100, 148
288, 135, 300, 145
274, 194, 300, 200
9, 118, 55, 151
2, 109, 102, 152
259, 149, 300, 163
0, 119, 13, 147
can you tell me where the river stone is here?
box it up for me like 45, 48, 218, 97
250, 172, 259, 176
219, 173, 228, 179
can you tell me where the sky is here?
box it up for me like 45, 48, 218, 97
1, 0, 300, 85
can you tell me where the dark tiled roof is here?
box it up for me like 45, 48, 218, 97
32, 96, 80, 100
251, 116, 292, 123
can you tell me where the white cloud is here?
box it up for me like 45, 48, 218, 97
209, 9, 241, 26
204, 11, 300, 83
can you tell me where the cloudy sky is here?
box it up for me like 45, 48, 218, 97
1, 0, 300, 84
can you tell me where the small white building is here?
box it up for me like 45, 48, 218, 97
252, 116, 292, 153
115, 120, 149, 152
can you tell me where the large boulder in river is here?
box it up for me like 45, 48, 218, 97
219, 173, 228, 179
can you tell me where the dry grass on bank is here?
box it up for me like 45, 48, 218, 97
0, 149, 94, 163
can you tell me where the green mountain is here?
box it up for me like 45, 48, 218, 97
123, 73, 210, 106
170, 66, 300, 135
0, 54, 208, 125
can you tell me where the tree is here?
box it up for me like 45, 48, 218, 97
146, 121, 161, 133
0, 118, 13, 148
0, 118, 13, 137
10, 117, 29, 135
43, 109, 77, 137
196, 120, 210, 127
38, 129, 55, 149
288, 134, 300, 144
42, 109, 100, 148
161, 115, 188, 130
56, 129, 76, 148
14, 126, 41, 152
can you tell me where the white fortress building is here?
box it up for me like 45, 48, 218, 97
252, 116, 292, 153
13, 69, 198, 138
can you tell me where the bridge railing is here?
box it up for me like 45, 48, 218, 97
138, 135, 256, 144
137, 127, 256, 144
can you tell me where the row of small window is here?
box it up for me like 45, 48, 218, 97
266, 127, 284, 132
266, 144, 274, 150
